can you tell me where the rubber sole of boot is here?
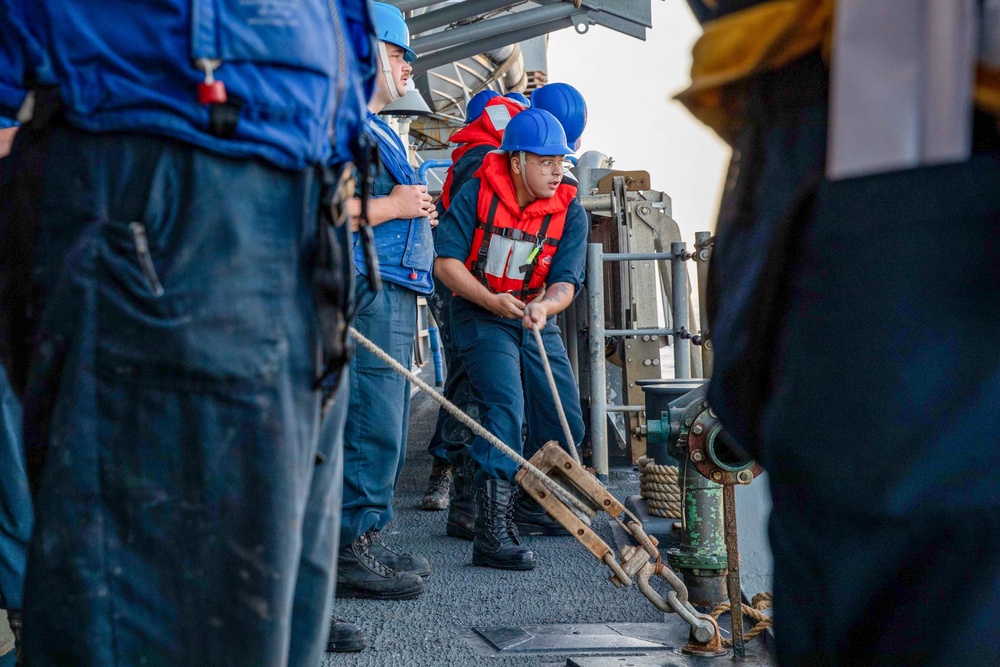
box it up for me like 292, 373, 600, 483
335, 579, 425, 600
472, 552, 536, 571
327, 634, 367, 653
401, 563, 432, 578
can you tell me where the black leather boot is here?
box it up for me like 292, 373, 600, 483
336, 531, 425, 600
472, 479, 535, 570
513, 494, 570, 536
368, 530, 432, 578
446, 455, 477, 540
326, 616, 366, 653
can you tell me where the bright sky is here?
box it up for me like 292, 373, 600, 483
547, 0, 730, 242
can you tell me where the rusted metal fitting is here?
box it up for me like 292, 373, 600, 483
602, 551, 632, 588
618, 544, 651, 581
635, 561, 693, 611
684, 407, 764, 486
682, 614, 727, 657
625, 521, 660, 560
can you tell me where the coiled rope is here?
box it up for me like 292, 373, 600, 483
637, 456, 682, 519
710, 592, 773, 647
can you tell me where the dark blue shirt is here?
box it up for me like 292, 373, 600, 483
435, 176, 588, 320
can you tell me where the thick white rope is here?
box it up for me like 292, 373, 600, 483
349, 326, 595, 517
530, 322, 581, 464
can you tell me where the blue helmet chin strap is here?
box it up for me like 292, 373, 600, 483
377, 41, 401, 102
518, 150, 540, 201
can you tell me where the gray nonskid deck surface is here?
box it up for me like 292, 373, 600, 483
324, 385, 665, 667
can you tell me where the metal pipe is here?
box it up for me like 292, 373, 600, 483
604, 328, 674, 338
408, 0, 519, 34
579, 194, 611, 211
413, 16, 577, 73
666, 457, 728, 606
606, 405, 645, 413
428, 325, 444, 386
587, 243, 608, 482
564, 301, 580, 385
671, 242, 691, 379
695, 231, 713, 377
387, 0, 442, 12
723, 484, 746, 661
411, 3, 579, 53
602, 252, 674, 261
418, 158, 452, 185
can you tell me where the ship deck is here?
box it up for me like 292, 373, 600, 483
323, 383, 774, 667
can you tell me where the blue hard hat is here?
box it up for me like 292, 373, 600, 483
503, 91, 530, 107
465, 90, 500, 124
499, 108, 573, 156
372, 2, 417, 62
530, 83, 587, 151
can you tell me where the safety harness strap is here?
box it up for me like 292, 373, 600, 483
517, 213, 554, 298
473, 193, 502, 282
478, 221, 561, 248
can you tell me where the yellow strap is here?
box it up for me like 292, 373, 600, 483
674, 0, 835, 144
976, 64, 1000, 117
679, 0, 1000, 145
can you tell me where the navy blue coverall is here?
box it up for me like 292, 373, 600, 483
425, 143, 494, 464
434, 177, 588, 483
0, 2, 376, 664
339, 112, 434, 546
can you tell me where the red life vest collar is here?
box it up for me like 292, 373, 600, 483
475, 151, 577, 219
441, 98, 526, 209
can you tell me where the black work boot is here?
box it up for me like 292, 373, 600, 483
513, 494, 570, 536
326, 616, 366, 653
368, 530, 432, 578
336, 531, 425, 600
446, 455, 477, 540
472, 479, 536, 570
420, 459, 452, 511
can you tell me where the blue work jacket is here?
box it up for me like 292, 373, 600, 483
354, 112, 434, 294
0, 0, 51, 119
1, 0, 376, 171
0, 19, 26, 119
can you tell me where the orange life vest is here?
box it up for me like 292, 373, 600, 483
440, 97, 526, 209
464, 151, 577, 303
